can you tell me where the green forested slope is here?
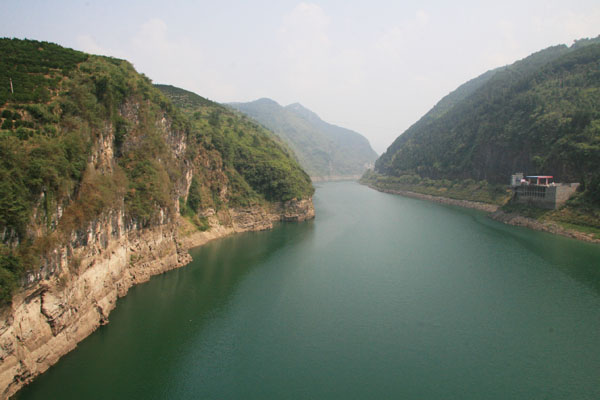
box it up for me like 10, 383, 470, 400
155, 85, 313, 204
0, 39, 313, 305
375, 38, 600, 201
229, 98, 378, 178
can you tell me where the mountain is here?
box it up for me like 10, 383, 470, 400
228, 98, 378, 179
0, 38, 313, 397
374, 37, 600, 202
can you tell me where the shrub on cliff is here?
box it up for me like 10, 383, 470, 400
0, 40, 183, 303
0, 39, 315, 306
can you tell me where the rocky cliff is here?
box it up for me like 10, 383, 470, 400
0, 198, 313, 399
0, 39, 314, 398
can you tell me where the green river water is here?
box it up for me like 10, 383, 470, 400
16, 181, 600, 399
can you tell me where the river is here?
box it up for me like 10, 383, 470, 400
16, 181, 600, 399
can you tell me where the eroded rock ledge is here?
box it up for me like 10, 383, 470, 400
0, 199, 314, 399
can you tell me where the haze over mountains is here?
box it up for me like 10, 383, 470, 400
229, 98, 378, 180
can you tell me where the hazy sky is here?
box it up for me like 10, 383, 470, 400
2, 1, 599, 153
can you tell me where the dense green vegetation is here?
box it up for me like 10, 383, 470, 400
375, 37, 600, 204
229, 98, 378, 178
0, 39, 180, 304
0, 38, 88, 105
360, 170, 510, 205
1, 39, 95, 304
0, 39, 313, 306
179, 177, 210, 232
156, 85, 313, 204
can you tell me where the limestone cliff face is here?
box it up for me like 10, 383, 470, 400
178, 199, 315, 251
0, 100, 315, 399
0, 198, 314, 399
1, 44, 315, 398
272, 198, 315, 222
0, 216, 186, 399
0, 117, 314, 397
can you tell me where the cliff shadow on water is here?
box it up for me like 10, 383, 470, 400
14, 220, 315, 399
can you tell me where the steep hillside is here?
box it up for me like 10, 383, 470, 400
0, 38, 313, 397
155, 85, 313, 204
375, 37, 600, 200
228, 98, 378, 179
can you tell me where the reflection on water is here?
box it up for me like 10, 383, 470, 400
471, 209, 600, 295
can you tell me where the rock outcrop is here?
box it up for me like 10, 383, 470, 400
0, 40, 316, 399
0, 198, 314, 399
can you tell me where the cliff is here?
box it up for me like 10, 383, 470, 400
0, 199, 313, 399
0, 39, 314, 398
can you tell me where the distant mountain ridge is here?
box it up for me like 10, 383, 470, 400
229, 98, 378, 179
375, 36, 600, 201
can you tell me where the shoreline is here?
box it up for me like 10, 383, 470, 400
366, 183, 599, 245
488, 209, 600, 244
310, 175, 361, 182
0, 200, 314, 399
366, 184, 499, 212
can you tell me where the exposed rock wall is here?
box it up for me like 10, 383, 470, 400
0, 94, 316, 399
0, 210, 185, 399
178, 199, 315, 251
0, 198, 314, 399
1, 48, 318, 399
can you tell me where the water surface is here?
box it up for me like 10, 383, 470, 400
17, 182, 600, 399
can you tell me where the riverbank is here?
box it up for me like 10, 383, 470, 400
489, 209, 600, 244
365, 183, 600, 245
0, 199, 314, 399
366, 185, 499, 212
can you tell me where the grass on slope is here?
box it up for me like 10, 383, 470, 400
157, 84, 314, 205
